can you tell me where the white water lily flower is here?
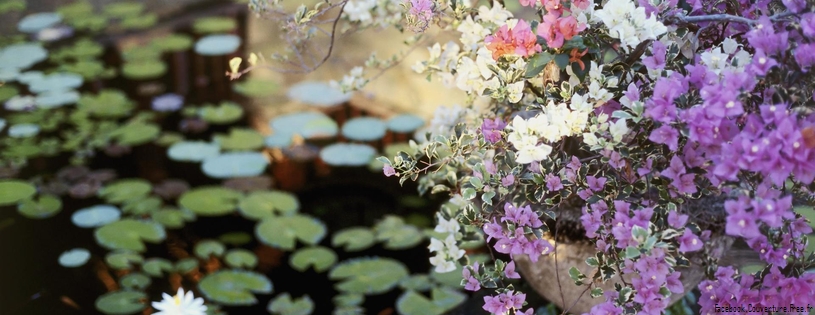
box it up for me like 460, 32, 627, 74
434, 213, 460, 234
152, 288, 207, 315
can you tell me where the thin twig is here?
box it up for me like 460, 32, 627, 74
665, 11, 797, 26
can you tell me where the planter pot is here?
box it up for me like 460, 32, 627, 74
514, 233, 734, 314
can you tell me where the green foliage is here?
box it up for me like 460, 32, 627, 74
225, 249, 258, 269
329, 257, 409, 295
17, 194, 61, 219
525, 52, 554, 78
396, 287, 466, 315
331, 227, 376, 252
233, 78, 278, 98
398, 274, 433, 291
119, 272, 151, 290
238, 190, 300, 220
109, 122, 161, 146
95, 290, 147, 315
373, 216, 424, 250
214, 128, 264, 151
333, 293, 364, 307
178, 187, 242, 216
122, 197, 161, 215
199, 102, 244, 125
268, 293, 314, 315
105, 250, 144, 270
0, 180, 36, 206
151, 208, 189, 229
255, 214, 326, 250
193, 16, 238, 34
77, 90, 135, 119
99, 179, 152, 204
142, 258, 173, 277
195, 240, 226, 259
290, 246, 337, 272
199, 270, 273, 306
176, 257, 200, 274
94, 219, 166, 252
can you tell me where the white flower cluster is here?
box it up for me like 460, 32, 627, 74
343, 0, 403, 27
330, 66, 367, 93
429, 213, 464, 273
699, 37, 752, 75
456, 46, 527, 103
592, 0, 667, 53
507, 96, 594, 164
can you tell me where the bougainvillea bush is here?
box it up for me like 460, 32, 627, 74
247, 0, 815, 313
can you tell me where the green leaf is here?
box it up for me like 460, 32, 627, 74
225, 249, 258, 269
105, 250, 144, 270
430, 263, 463, 288
77, 89, 135, 119
374, 216, 424, 250
99, 179, 151, 204
255, 214, 327, 250
461, 188, 476, 200
109, 122, 161, 146
122, 197, 161, 215
94, 219, 166, 252
329, 257, 409, 295
624, 246, 640, 259
176, 257, 199, 274
290, 246, 337, 272
219, 232, 253, 246
151, 208, 188, 229
525, 52, 554, 78
554, 53, 570, 69
396, 287, 465, 315
213, 128, 264, 151
233, 78, 278, 98
199, 101, 244, 125
194, 240, 226, 259
333, 294, 364, 307
142, 258, 173, 277
481, 190, 495, 206
631, 225, 649, 243
399, 274, 433, 291
178, 187, 242, 216
238, 190, 300, 220
568, 266, 586, 284
120, 272, 151, 290
199, 270, 273, 306
0, 180, 36, 206
332, 227, 376, 252
17, 194, 62, 219
95, 290, 147, 315
267, 293, 314, 315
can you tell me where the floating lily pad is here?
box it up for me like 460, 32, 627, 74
270, 112, 338, 139
109, 122, 161, 146
121, 45, 162, 62
155, 132, 185, 147
51, 37, 102, 61
151, 209, 188, 229
99, 179, 151, 204
233, 78, 278, 98
0, 43, 48, 72
329, 257, 409, 295
8, 123, 40, 138
238, 190, 299, 220
193, 16, 238, 34
430, 263, 463, 288
199, 270, 273, 306
334, 306, 365, 315
255, 214, 326, 250
290, 246, 337, 272
396, 287, 466, 315
287, 81, 351, 107
178, 187, 242, 216
176, 257, 199, 274
26, 72, 83, 94
265, 134, 292, 149
268, 293, 314, 315
334, 294, 364, 307
58, 59, 113, 80
374, 216, 424, 250
387, 114, 425, 133
195, 34, 241, 56
18, 12, 62, 33
199, 102, 244, 125
18, 194, 62, 219
77, 89, 135, 119
94, 219, 166, 252
122, 197, 161, 215
142, 258, 173, 277
121, 13, 157, 30
95, 290, 147, 315
0, 180, 36, 206
105, 250, 143, 270
153, 34, 193, 52
72, 205, 121, 228
332, 228, 375, 252
219, 232, 253, 246
103, 2, 144, 18
120, 272, 151, 290
58, 248, 91, 268
0, 85, 18, 102
213, 128, 264, 151
202, 152, 269, 179
35, 89, 80, 109
0, 0, 25, 14
319, 143, 376, 167
68, 14, 107, 32
225, 249, 258, 269
121, 60, 166, 80
399, 274, 433, 291
168, 141, 220, 162
195, 240, 226, 259
342, 117, 386, 141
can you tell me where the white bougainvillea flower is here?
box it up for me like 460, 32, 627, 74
152, 288, 207, 315
435, 213, 460, 234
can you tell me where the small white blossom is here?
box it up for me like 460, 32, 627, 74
152, 288, 207, 315
434, 213, 460, 234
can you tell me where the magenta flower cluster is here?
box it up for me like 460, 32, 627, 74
698, 266, 815, 315
483, 203, 554, 263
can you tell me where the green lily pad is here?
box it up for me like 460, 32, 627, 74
99, 179, 151, 204
105, 250, 143, 270
319, 144, 376, 166
58, 59, 116, 80
142, 258, 173, 277
193, 16, 238, 34
120, 272, 151, 290
219, 232, 253, 246
18, 194, 62, 219
329, 257, 409, 295
374, 216, 424, 250
396, 287, 466, 315
233, 78, 278, 98
51, 38, 104, 61
8, 123, 40, 138
121, 45, 162, 62
199, 102, 244, 125
287, 81, 350, 107
333, 294, 364, 307
0, 43, 48, 71
77, 90, 135, 119
0, 85, 18, 102
94, 219, 166, 252
167, 141, 220, 162
68, 14, 107, 32
57, 1, 93, 23
176, 257, 199, 274
202, 152, 269, 179
269, 112, 338, 139
122, 197, 162, 215
153, 34, 193, 52
387, 114, 425, 133
121, 13, 157, 30
225, 249, 258, 269
35, 89, 80, 109
178, 187, 242, 216
151, 209, 188, 229
26, 72, 83, 94
59, 248, 91, 268
18, 12, 62, 34
155, 132, 185, 146
341, 117, 386, 141
334, 306, 365, 315
290, 246, 337, 272
399, 274, 433, 291
72, 205, 121, 228
199, 270, 273, 306
255, 215, 327, 250
95, 290, 147, 315
195, 34, 241, 56
331, 227, 375, 252
121, 60, 166, 80
238, 190, 300, 220
195, 240, 226, 259
214, 128, 264, 151
268, 293, 314, 315
109, 122, 161, 146
430, 263, 463, 288
104, 2, 144, 18
0, 180, 36, 206
0, 0, 25, 14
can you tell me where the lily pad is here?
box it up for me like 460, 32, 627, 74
193, 16, 238, 34
233, 78, 278, 98
430, 263, 463, 288
121, 45, 162, 62
0, 0, 25, 14
109, 122, 161, 146
122, 197, 162, 215
199, 102, 244, 125
265, 134, 292, 149
35, 89, 80, 109
0, 85, 18, 102
95, 290, 147, 315
8, 123, 40, 138
51, 38, 103, 61
287, 81, 351, 107
329, 257, 409, 295
399, 274, 433, 291
238, 190, 300, 220
333, 294, 364, 307
77, 89, 135, 119
18, 12, 62, 33
195, 34, 241, 56
99, 179, 151, 204
255, 214, 327, 250
121, 60, 166, 80
0, 180, 36, 206
168, 141, 220, 162
269, 112, 338, 139
199, 270, 273, 306
225, 249, 258, 269
103, 2, 144, 18
151, 209, 188, 229
201, 152, 269, 179
94, 219, 166, 252
105, 250, 143, 270
155, 132, 185, 147
176, 257, 200, 274
341, 117, 386, 141
120, 13, 157, 30
387, 114, 425, 133
290, 246, 337, 272
153, 34, 193, 52
213, 128, 264, 151
374, 216, 424, 250
220, 232, 253, 246
26, 72, 83, 94
195, 240, 226, 259
396, 287, 466, 315
58, 248, 91, 268
142, 258, 173, 277
268, 293, 314, 315
319, 144, 376, 167
18, 194, 62, 219
331, 228, 376, 252
72, 205, 121, 228
120, 272, 151, 290
178, 187, 242, 216
0, 43, 48, 71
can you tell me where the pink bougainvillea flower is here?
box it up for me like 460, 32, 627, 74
485, 20, 542, 60
537, 13, 565, 49
405, 0, 434, 33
